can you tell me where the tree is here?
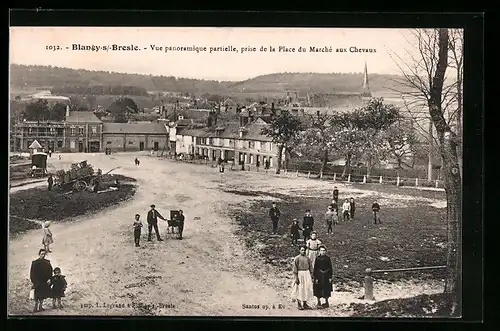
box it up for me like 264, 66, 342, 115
392, 28, 462, 315
22, 99, 50, 121
261, 110, 304, 174
50, 103, 67, 121
384, 119, 420, 169
298, 112, 334, 174
68, 95, 87, 111
107, 97, 140, 123
350, 98, 401, 178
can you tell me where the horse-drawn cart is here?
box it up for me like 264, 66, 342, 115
53, 160, 120, 192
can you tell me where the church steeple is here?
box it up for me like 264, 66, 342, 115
362, 62, 370, 90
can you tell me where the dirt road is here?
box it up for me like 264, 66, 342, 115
8, 153, 443, 317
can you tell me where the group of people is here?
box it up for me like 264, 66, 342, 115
132, 205, 185, 247
30, 222, 67, 312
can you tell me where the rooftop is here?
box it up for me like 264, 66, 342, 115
102, 122, 168, 134
65, 111, 102, 124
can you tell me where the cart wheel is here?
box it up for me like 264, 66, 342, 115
73, 180, 87, 192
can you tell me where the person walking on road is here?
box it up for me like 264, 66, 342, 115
269, 202, 281, 235
30, 248, 53, 312
291, 246, 314, 310
147, 204, 165, 241
42, 221, 53, 253
133, 214, 143, 247
313, 245, 333, 309
302, 210, 315, 241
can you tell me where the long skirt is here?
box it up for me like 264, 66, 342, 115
313, 270, 333, 298
308, 250, 319, 269
291, 270, 314, 302
33, 282, 51, 300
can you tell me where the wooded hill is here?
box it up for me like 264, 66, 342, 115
10, 64, 404, 95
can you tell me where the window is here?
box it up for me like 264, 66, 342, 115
269, 142, 273, 151
255, 141, 261, 150
70, 141, 75, 149
57, 141, 63, 148
128, 141, 134, 145
107, 141, 112, 145
56, 128, 64, 136
71, 128, 75, 135
91, 126, 97, 134
28, 128, 33, 134
249, 141, 255, 149
79, 127, 84, 135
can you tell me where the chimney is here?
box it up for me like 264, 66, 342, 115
316, 110, 320, 117
65, 105, 70, 118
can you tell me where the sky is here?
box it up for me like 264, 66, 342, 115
10, 27, 419, 81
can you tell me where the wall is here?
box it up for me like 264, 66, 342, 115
103, 133, 168, 152
175, 134, 193, 155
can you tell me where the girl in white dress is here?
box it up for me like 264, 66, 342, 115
306, 232, 322, 269
42, 221, 53, 253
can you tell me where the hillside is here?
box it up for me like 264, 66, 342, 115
10, 64, 404, 96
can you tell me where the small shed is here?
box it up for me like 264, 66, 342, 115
28, 140, 43, 154
31, 152, 48, 169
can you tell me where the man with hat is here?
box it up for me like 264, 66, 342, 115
147, 204, 166, 241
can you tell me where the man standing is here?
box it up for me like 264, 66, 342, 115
342, 199, 351, 222
269, 202, 281, 235
291, 246, 314, 310
147, 204, 165, 241
302, 210, 314, 241
30, 248, 53, 312
331, 186, 339, 204
349, 197, 356, 221
47, 175, 53, 191
313, 245, 333, 309
372, 200, 381, 224
177, 210, 185, 240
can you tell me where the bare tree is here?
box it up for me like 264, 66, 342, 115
392, 28, 462, 316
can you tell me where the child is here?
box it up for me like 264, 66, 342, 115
50, 267, 67, 309
324, 205, 337, 235
306, 232, 322, 269
42, 221, 53, 253
290, 219, 302, 246
349, 197, 356, 221
133, 214, 143, 247
302, 210, 315, 241
331, 186, 339, 204
372, 200, 381, 224
342, 199, 351, 222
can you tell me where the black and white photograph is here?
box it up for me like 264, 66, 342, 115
8, 24, 468, 318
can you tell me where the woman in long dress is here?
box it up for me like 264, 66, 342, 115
313, 245, 333, 308
290, 246, 314, 310
306, 232, 322, 269
42, 221, 53, 253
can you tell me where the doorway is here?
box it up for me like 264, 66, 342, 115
78, 142, 84, 152
154, 142, 159, 151
139, 142, 145, 151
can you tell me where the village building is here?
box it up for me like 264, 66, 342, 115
102, 122, 169, 152
221, 98, 238, 112
173, 112, 287, 168
12, 108, 103, 153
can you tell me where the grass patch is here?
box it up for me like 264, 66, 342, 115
349, 293, 455, 317
10, 163, 32, 181
9, 174, 137, 236
229, 187, 447, 284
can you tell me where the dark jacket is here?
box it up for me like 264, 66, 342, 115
350, 201, 356, 213
50, 275, 67, 297
372, 203, 380, 212
147, 209, 165, 224
303, 215, 314, 229
290, 223, 301, 236
47, 177, 53, 185
269, 207, 280, 220
177, 214, 185, 224
332, 189, 339, 198
30, 258, 53, 286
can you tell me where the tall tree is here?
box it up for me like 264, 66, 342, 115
393, 28, 462, 315
22, 99, 50, 121
261, 110, 304, 174
107, 97, 140, 123
50, 102, 67, 121
384, 119, 420, 169
298, 112, 334, 174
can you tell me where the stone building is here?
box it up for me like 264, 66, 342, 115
102, 122, 169, 152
